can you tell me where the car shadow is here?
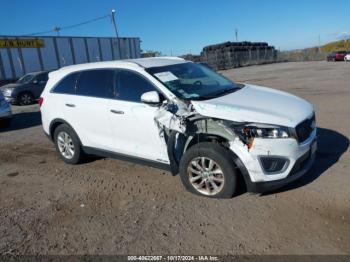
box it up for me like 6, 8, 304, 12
0, 111, 42, 132
261, 127, 349, 196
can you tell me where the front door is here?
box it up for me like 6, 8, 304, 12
108, 69, 169, 163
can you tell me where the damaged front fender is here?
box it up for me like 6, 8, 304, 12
154, 100, 247, 175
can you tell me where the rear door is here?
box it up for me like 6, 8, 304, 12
52, 69, 115, 151
108, 69, 169, 162
70, 69, 115, 150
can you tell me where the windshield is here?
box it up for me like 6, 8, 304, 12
16, 73, 35, 84
146, 62, 241, 100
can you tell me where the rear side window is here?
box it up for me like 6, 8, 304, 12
76, 70, 114, 98
52, 72, 80, 94
116, 70, 156, 102
36, 73, 48, 83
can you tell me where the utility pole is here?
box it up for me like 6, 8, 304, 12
235, 28, 238, 42
53, 26, 61, 36
111, 9, 119, 38
318, 35, 321, 53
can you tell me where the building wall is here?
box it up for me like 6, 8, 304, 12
0, 36, 141, 81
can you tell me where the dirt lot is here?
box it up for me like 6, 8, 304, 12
0, 61, 349, 255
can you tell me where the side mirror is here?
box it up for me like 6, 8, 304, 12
141, 91, 161, 106
32, 79, 39, 84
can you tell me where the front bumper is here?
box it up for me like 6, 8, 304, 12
247, 144, 316, 193
229, 128, 317, 193
0, 105, 12, 119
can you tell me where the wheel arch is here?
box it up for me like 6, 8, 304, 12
16, 90, 34, 102
49, 118, 81, 144
185, 133, 253, 192
167, 130, 251, 189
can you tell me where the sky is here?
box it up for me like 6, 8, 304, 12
0, 0, 349, 55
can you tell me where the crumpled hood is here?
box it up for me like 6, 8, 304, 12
191, 84, 314, 127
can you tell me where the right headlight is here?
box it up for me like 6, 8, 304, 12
234, 125, 291, 139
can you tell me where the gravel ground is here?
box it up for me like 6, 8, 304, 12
0, 61, 349, 255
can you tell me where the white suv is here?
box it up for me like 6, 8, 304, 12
40, 57, 317, 198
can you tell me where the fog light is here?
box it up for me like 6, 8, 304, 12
259, 156, 289, 174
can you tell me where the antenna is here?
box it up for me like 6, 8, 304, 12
235, 28, 238, 42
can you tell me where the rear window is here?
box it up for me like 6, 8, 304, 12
52, 72, 80, 94
76, 70, 114, 99
36, 73, 49, 83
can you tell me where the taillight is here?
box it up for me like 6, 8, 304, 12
38, 97, 44, 107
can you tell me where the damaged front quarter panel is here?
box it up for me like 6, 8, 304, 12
153, 98, 253, 175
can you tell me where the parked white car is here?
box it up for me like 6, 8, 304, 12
40, 57, 317, 198
0, 91, 12, 126
344, 54, 350, 61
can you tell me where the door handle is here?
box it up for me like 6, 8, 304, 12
110, 109, 124, 114
65, 103, 75, 107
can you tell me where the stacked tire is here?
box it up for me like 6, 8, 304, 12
201, 41, 276, 70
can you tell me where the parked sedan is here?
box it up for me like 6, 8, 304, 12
0, 71, 49, 105
0, 91, 12, 126
327, 51, 347, 61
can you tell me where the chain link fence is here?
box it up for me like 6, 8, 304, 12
277, 49, 328, 62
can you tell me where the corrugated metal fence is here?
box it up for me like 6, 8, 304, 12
0, 36, 141, 80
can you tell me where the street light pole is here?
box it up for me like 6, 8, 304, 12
111, 9, 119, 38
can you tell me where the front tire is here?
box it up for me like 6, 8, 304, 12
18, 92, 34, 106
179, 142, 238, 198
54, 124, 85, 164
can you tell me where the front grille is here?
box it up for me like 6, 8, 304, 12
295, 114, 315, 143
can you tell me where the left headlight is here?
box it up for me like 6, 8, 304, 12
3, 88, 13, 97
234, 125, 291, 139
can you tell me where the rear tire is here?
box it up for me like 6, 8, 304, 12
179, 142, 238, 198
53, 124, 85, 164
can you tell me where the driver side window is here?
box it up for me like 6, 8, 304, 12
115, 70, 157, 102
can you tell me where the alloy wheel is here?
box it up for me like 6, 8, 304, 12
20, 94, 33, 105
57, 131, 75, 159
187, 157, 225, 196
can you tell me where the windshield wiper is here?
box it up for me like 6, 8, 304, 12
192, 87, 239, 100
